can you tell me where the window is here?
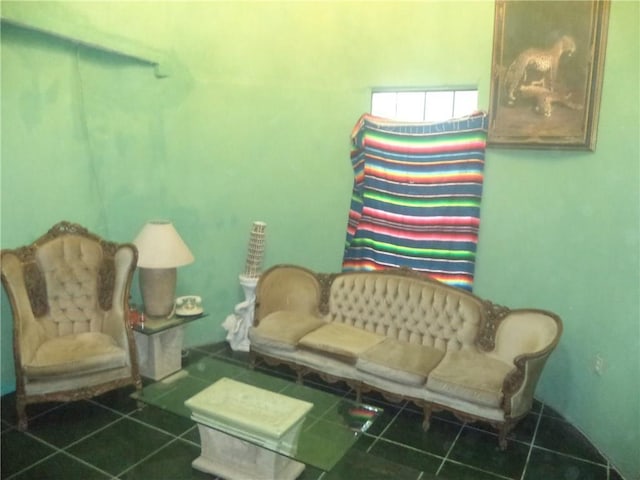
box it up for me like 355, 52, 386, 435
371, 88, 478, 122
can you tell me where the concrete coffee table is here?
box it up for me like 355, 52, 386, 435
185, 377, 313, 479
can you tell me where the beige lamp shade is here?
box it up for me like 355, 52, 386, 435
133, 220, 194, 268
133, 221, 194, 318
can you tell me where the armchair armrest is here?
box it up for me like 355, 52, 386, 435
490, 309, 563, 418
1, 252, 47, 366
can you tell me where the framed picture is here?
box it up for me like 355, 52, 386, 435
488, 0, 610, 150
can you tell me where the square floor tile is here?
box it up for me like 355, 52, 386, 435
129, 404, 195, 436
362, 405, 399, 437
361, 390, 407, 408
1, 428, 57, 477
1, 419, 11, 433
119, 438, 210, 480
303, 375, 352, 397
360, 391, 407, 414
10, 451, 112, 480
66, 417, 174, 476
541, 403, 565, 419
25, 400, 121, 448
234, 367, 297, 392
368, 438, 443, 475
0, 393, 62, 429
507, 411, 539, 444
535, 415, 607, 464
439, 460, 513, 479
180, 425, 201, 445
297, 465, 324, 480
209, 343, 251, 364
187, 356, 248, 383
464, 411, 538, 445
254, 362, 299, 382
136, 374, 211, 418
190, 343, 225, 356
90, 385, 141, 414
181, 348, 211, 366
295, 418, 368, 470
381, 408, 462, 457
280, 382, 348, 420
609, 467, 625, 480
524, 448, 608, 479
325, 447, 422, 480
447, 425, 529, 479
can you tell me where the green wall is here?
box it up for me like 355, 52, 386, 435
1, 2, 638, 478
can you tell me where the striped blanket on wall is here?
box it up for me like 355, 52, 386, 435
342, 112, 489, 291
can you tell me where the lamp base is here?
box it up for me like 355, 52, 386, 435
140, 267, 177, 319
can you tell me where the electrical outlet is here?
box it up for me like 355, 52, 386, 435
594, 354, 605, 375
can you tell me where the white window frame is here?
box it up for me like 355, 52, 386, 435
371, 87, 478, 123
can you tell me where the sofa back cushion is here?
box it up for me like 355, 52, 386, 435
327, 273, 483, 352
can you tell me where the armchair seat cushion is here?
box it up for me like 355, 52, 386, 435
24, 332, 127, 379
249, 311, 326, 351
298, 323, 385, 363
356, 338, 445, 386
426, 350, 512, 408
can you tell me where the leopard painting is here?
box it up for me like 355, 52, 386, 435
503, 35, 577, 106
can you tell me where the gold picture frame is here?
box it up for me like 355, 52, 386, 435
488, 0, 610, 150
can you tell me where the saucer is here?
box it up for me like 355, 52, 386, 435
176, 306, 204, 317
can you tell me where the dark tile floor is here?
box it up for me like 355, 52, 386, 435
1, 343, 626, 480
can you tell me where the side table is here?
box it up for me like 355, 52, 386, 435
132, 313, 207, 380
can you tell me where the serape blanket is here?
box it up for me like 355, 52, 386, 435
342, 112, 489, 291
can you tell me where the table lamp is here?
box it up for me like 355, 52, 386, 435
133, 220, 194, 319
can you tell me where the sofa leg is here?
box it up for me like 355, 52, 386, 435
16, 398, 27, 431
422, 404, 433, 431
498, 421, 514, 450
498, 429, 508, 450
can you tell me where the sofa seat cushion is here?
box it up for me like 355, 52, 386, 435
249, 311, 326, 351
426, 350, 513, 408
356, 339, 445, 386
24, 332, 127, 379
298, 323, 385, 363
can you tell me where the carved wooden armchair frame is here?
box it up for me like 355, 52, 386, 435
1, 221, 142, 429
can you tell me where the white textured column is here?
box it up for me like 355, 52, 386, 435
222, 221, 266, 351
222, 275, 258, 351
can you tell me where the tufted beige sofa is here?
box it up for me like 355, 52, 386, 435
249, 264, 562, 449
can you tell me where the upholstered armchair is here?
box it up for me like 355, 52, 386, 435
1, 221, 142, 430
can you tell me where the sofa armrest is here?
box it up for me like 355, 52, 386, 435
503, 352, 554, 418
491, 309, 563, 418
254, 265, 322, 325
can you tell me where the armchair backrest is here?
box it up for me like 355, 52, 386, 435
37, 235, 109, 335
1, 222, 137, 340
